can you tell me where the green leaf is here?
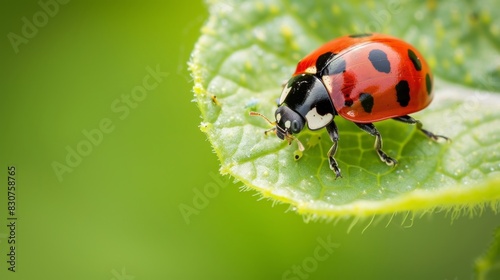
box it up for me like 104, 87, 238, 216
476, 227, 500, 280
189, 0, 500, 218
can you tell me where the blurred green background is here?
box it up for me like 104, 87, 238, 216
0, 1, 498, 279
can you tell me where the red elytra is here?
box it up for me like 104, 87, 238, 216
294, 33, 433, 123
251, 33, 448, 179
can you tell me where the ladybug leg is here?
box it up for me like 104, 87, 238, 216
354, 122, 398, 166
326, 121, 342, 179
393, 115, 450, 142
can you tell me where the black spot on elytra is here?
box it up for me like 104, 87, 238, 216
395, 80, 410, 107
368, 49, 391, 73
344, 99, 353, 107
359, 93, 374, 113
316, 52, 334, 73
408, 49, 422, 71
425, 73, 432, 95
325, 56, 346, 75
349, 33, 373, 38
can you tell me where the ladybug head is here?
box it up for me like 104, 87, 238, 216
250, 109, 305, 151
250, 73, 334, 152
274, 106, 305, 140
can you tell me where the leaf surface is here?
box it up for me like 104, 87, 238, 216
190, 0, 500, 218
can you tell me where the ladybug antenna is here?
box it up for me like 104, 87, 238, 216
280, 126, 304, 151
249, 111, 275, 126
250, 111, 277, 136
250, 111, 305, 152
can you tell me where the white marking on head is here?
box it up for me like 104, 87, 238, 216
305, 107, 333, 130
276, 113, 282, 123
284, 120, 291, 129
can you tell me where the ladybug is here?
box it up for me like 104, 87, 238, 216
251, 33, 449, 179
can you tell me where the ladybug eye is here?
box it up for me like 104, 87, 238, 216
291, 119, 303, 133
275, 106, 304, 135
